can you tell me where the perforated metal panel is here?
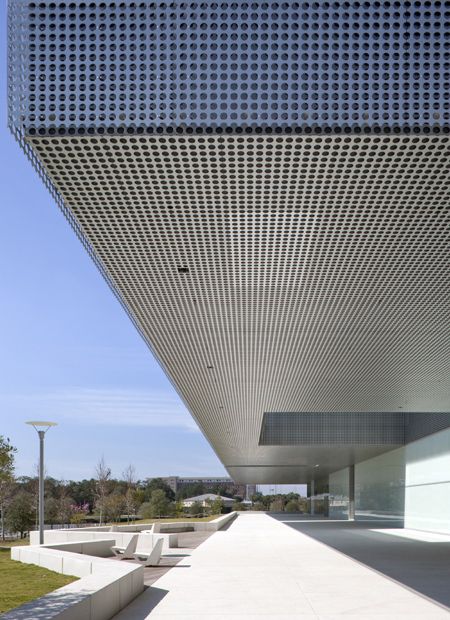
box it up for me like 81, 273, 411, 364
260, 412, 406, 445
260, 412, 450, 446
406, 412, 450, 443
21, 132, 450, 478
8, 1, 450, 483
8, 0, 450, 134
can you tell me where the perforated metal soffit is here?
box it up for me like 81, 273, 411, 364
8, 1, 450, 483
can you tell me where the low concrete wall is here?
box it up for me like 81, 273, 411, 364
6, 514, 238, 619
151, 512, 237, 533
30, 529, 178, 551
30, 513, 237, 547
203, 511, 238, 531
4, 540, 144, 620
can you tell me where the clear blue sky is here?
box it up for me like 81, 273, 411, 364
0, 4, 227, 482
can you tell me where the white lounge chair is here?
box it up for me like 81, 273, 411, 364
111, 534, 138, 559
133, 537, 164, 566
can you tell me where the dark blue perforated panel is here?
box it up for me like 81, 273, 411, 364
9, 1, 450, 135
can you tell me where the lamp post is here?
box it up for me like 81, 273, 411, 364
26, 421, 57, 544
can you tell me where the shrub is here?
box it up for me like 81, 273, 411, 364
285, 500, 301, 513
189, 501, 203, 516
232, 501, 246, 511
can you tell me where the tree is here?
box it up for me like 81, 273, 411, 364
138, 502, 152, 519
57, 495, 74, 525
269, 497, 285, 512
297, 498, 308, 513
5, 492, 34, 538
29, 463, 48, 529
66, 479, 96, 510
232, 501, 246, 511
142, 478, 175, 502
285, 500, 301, 513
137, 502, 151, 519
44, 496, 59, 527
94, 457, 111, 525
103, 493, 126, 523
206, 496, 224, 516
70, 503, 89, 525
189, 501, 203, 516
252, 502, 266, 511
211, 484, 233, 498
134, 488, 145, 508
251, 492, 264, 504
123, 465, 137, 522
175, 500, 185, 517
176, 482, 204, 500
149, 489, 170, 518
285, 492, 301, 502
0, 436, 16, 540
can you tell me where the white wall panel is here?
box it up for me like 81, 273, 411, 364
404, 483, 450, 534
405, 428, 450, 534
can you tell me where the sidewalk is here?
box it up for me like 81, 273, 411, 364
113, 513, 450, 619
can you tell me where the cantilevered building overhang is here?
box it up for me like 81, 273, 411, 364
8, 1, 450, 483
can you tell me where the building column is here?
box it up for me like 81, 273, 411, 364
310, 479, 315, 515
348, 464, 355, 521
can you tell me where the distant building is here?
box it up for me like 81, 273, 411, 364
181, 494, 234, 509
161, 476, 250, 499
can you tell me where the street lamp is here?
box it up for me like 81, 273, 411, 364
26, 421, 57, 544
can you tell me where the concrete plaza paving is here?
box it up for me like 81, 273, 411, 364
113, 513, 450, 619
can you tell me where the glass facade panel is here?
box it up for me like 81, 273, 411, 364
329, 468, 349, 520
355, 447, 405, 522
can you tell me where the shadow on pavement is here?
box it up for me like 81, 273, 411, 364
116, 586, 169, 619
271, 514, 450, 609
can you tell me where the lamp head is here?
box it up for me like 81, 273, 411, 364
26, 421, 57, 433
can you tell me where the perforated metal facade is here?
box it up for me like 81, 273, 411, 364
260, 412, 450, 446
260, 412, 406, 446
8, 2, 450, 483
9, 1, 450, 135
406, 412, 450, 443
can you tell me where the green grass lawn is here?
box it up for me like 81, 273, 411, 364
110, 515, 220, 525
0, 537, 30, 548
0, 549, 77, 614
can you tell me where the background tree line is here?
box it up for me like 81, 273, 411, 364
250, 492, 308, 513
0, 436, 307, 539
0, 437, 235, 538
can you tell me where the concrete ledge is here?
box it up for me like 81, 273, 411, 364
29, 513, 238, 549
204, 512, 238, 531
4, 540, 144, 620
152, 512, 237, 533
7, 515, 238, 618
30, 530, 178, 551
